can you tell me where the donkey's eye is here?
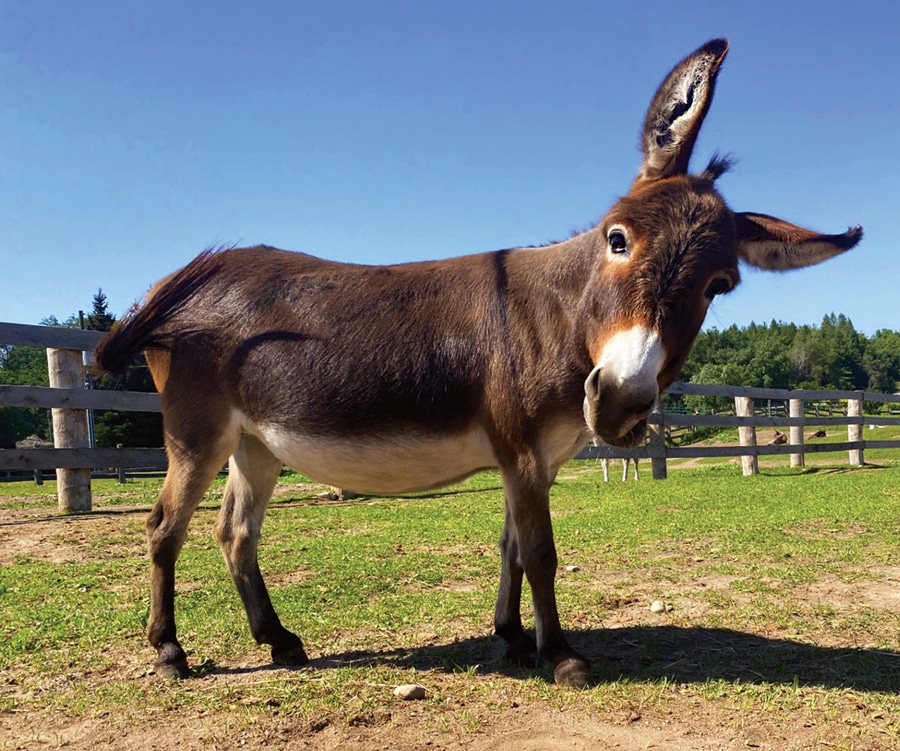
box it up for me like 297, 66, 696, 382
705, 277, 732, 299
608, 231, 628, 254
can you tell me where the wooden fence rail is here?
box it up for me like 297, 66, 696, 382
3, 321, 900, 512
0, 322, 165, 510
579, 387, 900, 479
0, 384, 161, 412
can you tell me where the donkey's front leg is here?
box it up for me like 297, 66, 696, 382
499, 460, 591, 688
494, 506, 539, 667
213, 435, 308, 667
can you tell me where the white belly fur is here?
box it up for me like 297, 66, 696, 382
245, 417, 591, 496
253, 423, 497, 494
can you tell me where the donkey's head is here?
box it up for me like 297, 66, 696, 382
582, 39, 862, 447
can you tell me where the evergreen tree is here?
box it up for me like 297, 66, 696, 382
0, 345, 50, 446
681, 316, 900, 396
863, 329, 900, 393
85, 292, 163, 449
0, 291, 163, 448
85, 289, 116, 332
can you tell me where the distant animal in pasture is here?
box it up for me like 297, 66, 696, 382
768, 430, 788, 446
600, 457, 640, 482
592, 436, 640, 482
327, 487, 357, 500
808, 430, 826, 439
94, 39, 861, 688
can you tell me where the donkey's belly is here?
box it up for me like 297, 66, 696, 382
253, 424, 498, 494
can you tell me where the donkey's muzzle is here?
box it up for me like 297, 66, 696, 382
583, 365, 655, 448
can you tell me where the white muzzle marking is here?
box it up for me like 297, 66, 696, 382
596, 325, 664, 394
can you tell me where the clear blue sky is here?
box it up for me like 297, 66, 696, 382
1, 1, 897, 335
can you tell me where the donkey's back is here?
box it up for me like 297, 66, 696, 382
99, 242, 591, 494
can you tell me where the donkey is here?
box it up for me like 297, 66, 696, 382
95, 39, 861, 688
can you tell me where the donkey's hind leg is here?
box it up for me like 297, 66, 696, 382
213, 434, 308, 667
147, 433, 237, 679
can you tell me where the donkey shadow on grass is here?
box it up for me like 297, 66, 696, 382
205, 626, 900, 693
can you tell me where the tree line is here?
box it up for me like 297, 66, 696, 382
2, 295, 900, 448
675, 315, 900, 414
0, 290, 162, 449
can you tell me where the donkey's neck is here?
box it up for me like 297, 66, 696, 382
504, 230, 599, 300
498, 229, 600, 373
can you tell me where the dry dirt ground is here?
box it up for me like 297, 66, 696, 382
2, 486, 899, 750
3, 702, 869, 751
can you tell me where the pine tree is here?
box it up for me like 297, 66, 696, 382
85, 289, 116, 332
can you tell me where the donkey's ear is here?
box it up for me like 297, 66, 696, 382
637, 39, 728, 183
735, 212, 863, 270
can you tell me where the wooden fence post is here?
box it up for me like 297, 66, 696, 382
649, 397, 667, 480
116, 444, 127, 484
789, 399, 805, 468
735, 396, 758, 476
47, 348, 92, 512
848, 396, 864, 466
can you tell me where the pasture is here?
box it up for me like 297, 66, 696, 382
2, 460, 900, 750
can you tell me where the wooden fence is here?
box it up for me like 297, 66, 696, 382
0, 322, 164, 511
3, 321, 900, 512
579, 384, 900, 479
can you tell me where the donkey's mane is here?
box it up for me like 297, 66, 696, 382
699, 152, 735, 182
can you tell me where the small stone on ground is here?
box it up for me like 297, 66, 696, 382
394, 684, 427, 700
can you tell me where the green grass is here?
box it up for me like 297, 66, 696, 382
0, 476, 164, 508
2, 463, 900, 741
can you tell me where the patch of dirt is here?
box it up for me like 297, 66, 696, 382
808, 566, 900, 611
267, 565, 314, 586
271, 482, 326, 501
1, 682, 888, 751
0, 504, 147, 566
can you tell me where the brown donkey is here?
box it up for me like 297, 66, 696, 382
95, 39, 861, 687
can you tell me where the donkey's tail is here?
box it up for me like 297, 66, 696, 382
94, 248, 225, 374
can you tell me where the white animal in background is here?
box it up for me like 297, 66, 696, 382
600, 456, 640, 482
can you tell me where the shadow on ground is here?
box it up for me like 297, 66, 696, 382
206, 625, 900, 692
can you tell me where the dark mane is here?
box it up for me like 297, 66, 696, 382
699, 151, 735, 182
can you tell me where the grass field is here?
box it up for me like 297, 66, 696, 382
2, 461, 900, 749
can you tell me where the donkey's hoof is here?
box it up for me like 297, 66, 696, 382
154, 660, 190, 680
154, 642, 189, 680
272, 642, 309, 667
553, 657, 591, 688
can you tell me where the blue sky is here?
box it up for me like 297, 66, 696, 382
1, 1, 897, 335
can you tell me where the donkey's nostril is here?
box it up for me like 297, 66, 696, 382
584, 365, 602, 403
637, 399, 656, 415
